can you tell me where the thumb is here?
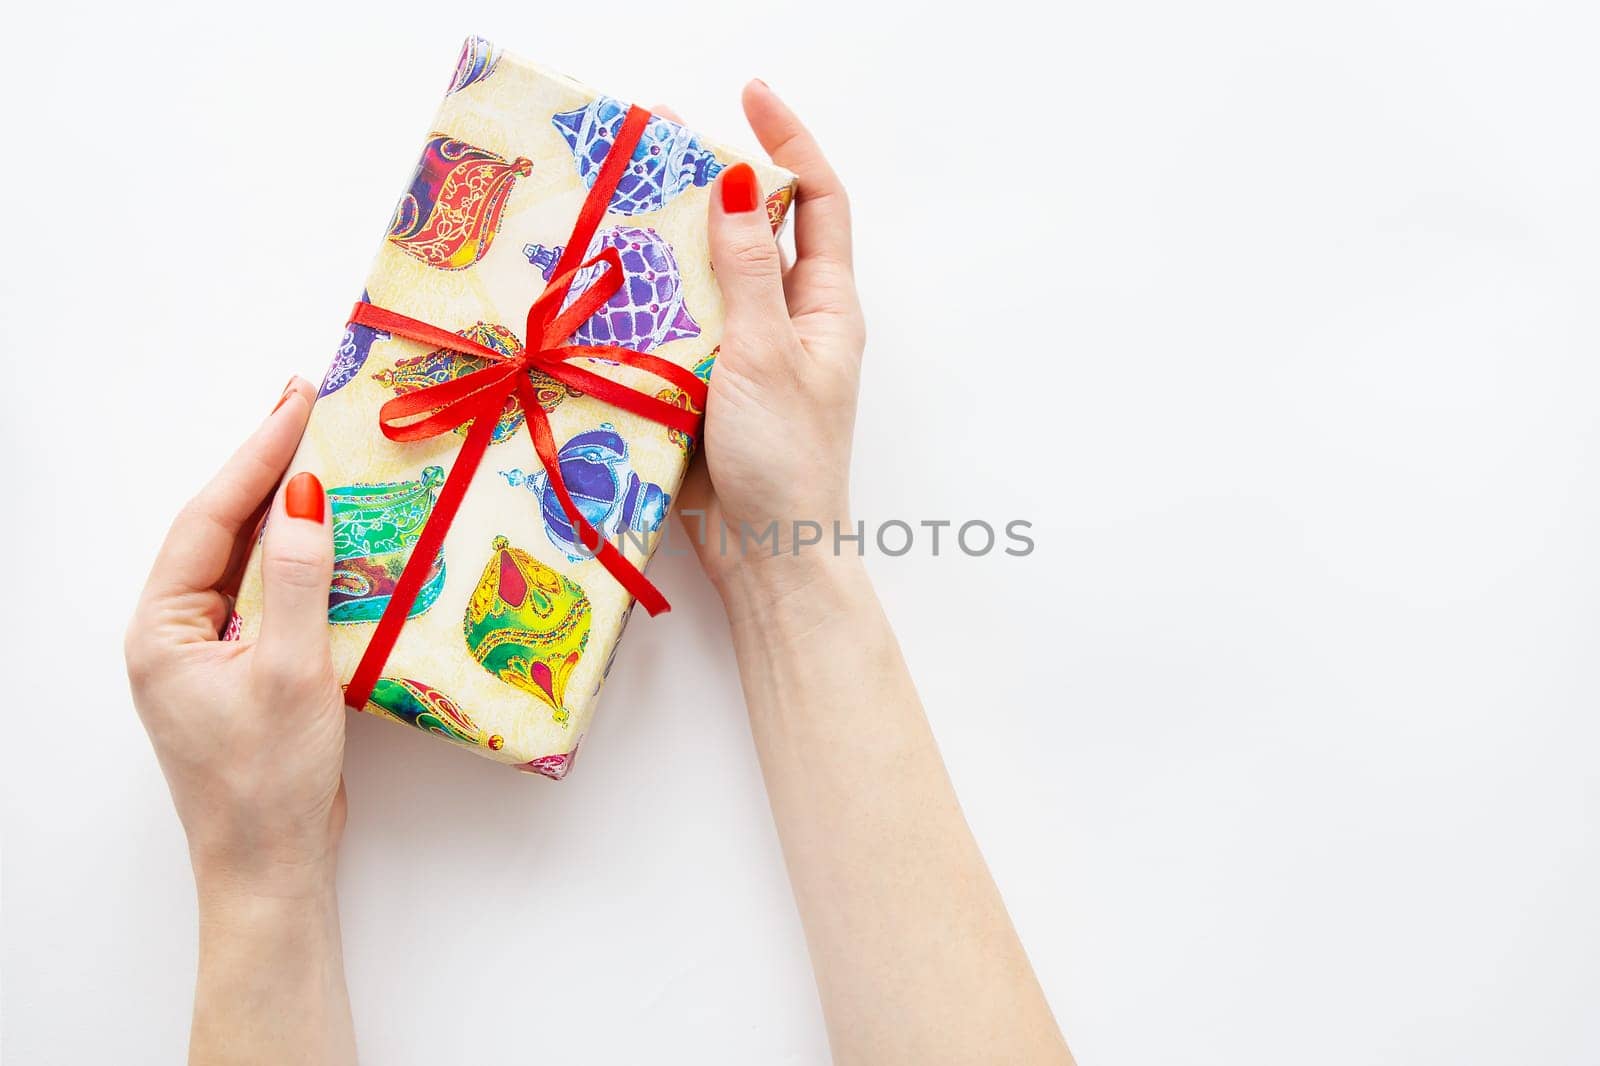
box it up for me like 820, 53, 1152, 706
255, 471, 335, 688
708, 162, 789, 328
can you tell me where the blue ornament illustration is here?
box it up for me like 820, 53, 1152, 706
523, 226, 700, 352
447, 36, 500, 95
500, 424, 671, 561
319, 291, 388, 397
552, 97, 724, 215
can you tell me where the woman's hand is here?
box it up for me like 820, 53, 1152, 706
125, 377, 345, 898
126, 378, 357, 1064
676, 81, 867, 591
675, 87, 1075, 1066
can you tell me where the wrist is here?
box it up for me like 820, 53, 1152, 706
715, 547, 872, 635
194, 865, 341, 969
190, 855, 353, 1064
196, 876, 338, 934
193, 846, 339, 911
184, 783, 345, 905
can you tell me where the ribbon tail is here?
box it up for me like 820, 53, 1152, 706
589, 528, 670, 616
516, 378, 670, 617
549, 107, 651, 284
344, 400, 502, 710
352, 302, 513, 363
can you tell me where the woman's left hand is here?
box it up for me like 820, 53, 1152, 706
125, 376, 347, 898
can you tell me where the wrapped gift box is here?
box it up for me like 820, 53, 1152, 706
229, 37, 796, 777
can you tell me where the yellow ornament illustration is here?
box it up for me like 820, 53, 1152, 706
463, 536, 591, 725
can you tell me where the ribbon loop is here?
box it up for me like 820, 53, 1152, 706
534, 246, 627, 350
532, 249, 627, 352
376, 364, 520, 442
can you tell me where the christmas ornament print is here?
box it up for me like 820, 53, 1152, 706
319, 291, 389, 398
692, 346, 718, 383
328, 466, 448, 624
765, 186, 794, 233
498, 424, 670, 561
362, 677, 504, 751
388, 135, 532, 270
371, 322, 578, 445
446, 35, 500, 95
655, 387, 700, 456
552, 97, 724, 215
516, 739, 580, 780
523, 226, 700, 352
464, 536, 592, 725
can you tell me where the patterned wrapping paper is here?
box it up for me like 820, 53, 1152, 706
228, 37, 796, 777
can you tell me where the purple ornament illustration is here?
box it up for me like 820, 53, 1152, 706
499, 424, 670, 562
523, 226, 700, 352
552, 97, 724, 215
446, 36, 500, 95
319, 291, 389, 397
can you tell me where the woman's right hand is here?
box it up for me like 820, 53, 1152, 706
677, 81, 867, 593
680, 92, 1075, 1063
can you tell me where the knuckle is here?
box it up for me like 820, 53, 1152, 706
811, 280, 862, 319
262, 546, 328, 591
812, 183, 851, 217
174, 495, 220, 535
725, 237, 781, 275
770, 128, 810, 161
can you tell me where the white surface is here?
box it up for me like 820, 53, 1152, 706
3, 2, 1599, 1063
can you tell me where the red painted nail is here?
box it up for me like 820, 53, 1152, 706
721, 163, 760, 214
284, 472, 325, 523
272, 377, 297, 413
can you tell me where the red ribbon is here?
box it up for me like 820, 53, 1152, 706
342, 104, 707, 713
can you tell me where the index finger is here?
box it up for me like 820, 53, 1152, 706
741, 80, 853, 271
145, 378, 314, 598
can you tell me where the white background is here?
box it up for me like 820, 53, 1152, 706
3, 1, 1598, 1063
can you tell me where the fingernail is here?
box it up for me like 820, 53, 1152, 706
753, 78, 769, 89
284, 472, 325, 523
272, 377, 297, 413
721, 163, 760, 214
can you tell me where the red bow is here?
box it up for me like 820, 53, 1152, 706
343, 104, 707, 713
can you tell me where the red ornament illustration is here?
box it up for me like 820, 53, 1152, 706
388, 135, 532, 270
765, 185, 794, 234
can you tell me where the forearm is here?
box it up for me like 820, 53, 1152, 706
190, 867, 356, 1066
720, 555, 1072, 1066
